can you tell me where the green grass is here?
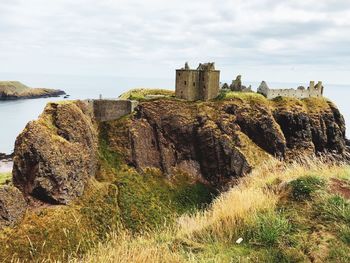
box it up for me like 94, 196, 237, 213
246, 212, 292, 246
288, 175, 325, 201
118, 88, 175, 101
114, 167, 216, 232
0, 172, 11, 185
215, 90, 267, 103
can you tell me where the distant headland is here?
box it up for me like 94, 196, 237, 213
0, 81, 65, 100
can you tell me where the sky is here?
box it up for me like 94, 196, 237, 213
0, 0, 349, 85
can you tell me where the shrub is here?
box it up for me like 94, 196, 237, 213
246, 212, 291, 246
289, 176, 325, 201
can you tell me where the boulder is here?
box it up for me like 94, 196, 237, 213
0, 185, 27, 229
13, 101, 98, 205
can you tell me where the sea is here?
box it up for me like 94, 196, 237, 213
0, 73, 349, 154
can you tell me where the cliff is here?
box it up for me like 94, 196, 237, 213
0, 81, 65, 100
0, 93, 349, 261
11, 94, 349, 204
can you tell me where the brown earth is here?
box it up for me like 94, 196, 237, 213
330, 178, 350, 199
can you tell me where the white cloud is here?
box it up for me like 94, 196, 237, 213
0, 0, 349, 84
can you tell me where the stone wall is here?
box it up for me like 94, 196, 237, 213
91, 99, 138, 122
258, 81, 323, 99
175, 70, 200, 101
175, 65, 220, 101
201, 70, 220, 101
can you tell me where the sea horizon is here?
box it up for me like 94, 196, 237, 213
1, 73, 349, 154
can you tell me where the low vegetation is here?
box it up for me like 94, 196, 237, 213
70, 157, 350, 263
0, 124, 215, 262
118, 88, 175, 101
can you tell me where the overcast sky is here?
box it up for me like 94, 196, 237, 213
0, 0, 349, 84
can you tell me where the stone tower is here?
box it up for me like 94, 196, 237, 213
175, 62, 220, 101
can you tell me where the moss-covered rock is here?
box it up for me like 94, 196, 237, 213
0, 185, 27, 229
13, 101, 98, 205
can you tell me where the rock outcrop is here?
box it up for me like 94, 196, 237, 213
11, 96, 349, 205
0, 81, 65, 100
13, 101, 98, 205
102, 97, 348, 187
0, 185, 27, 229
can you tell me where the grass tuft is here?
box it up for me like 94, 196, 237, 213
288, 175, 325, 201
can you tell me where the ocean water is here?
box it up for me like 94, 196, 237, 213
0, 74, 349, 154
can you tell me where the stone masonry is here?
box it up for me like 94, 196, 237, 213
258, 81, 324, 99
89, 99, 138, 122
175, 62, 220, 101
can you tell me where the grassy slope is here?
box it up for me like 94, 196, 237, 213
0, 117, 215, 262
118, 88, 175, 100
1, 92, 346, 262
76, 158, 350, 263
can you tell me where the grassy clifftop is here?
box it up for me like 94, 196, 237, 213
0, 81, 65, 99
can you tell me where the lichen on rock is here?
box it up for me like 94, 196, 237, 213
0, 185, 27, 229
12, 101, 98, 205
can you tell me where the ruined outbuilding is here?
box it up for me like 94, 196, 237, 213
258, 81, 324, 99
87, 99, 138, 122
228, 75, 252, 92
175, 62, 220, 101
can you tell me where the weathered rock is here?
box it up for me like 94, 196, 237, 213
273, 100, 347, 157
0, 185, 27, 229
13, 101, 98, 205
11, 96, 349, 202
102, 98, 349, 188
127, 101, 252, 186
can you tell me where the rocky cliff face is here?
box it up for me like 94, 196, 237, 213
102, 97, 348, 187
9, 96, 349, 207
12, 101, 98, 205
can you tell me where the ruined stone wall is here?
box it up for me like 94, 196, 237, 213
175, 70, 199, 101
266, 89, 308, 99
176, 69, 220, 101
201, 70, 220, 100
92, 100, 138, 122
265, 88, 323, 99
258, 81, 324, 100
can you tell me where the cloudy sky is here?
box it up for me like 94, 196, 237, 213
0, 0, 349, 84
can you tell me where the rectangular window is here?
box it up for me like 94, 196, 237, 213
193, 82, 195, 86
184, 81, 187, 85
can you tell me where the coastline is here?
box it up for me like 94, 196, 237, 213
0, 89, 65, 100
0, 153, 13, 173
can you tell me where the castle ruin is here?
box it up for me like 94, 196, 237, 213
257, 81, 324, 99
175, 62, 220, 101
86, 99, 138, 122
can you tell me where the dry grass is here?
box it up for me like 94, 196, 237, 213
69, 231, 183, 263
68, 157, 349, 263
